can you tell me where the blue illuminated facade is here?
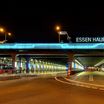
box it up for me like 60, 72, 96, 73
0, 43, 104, 49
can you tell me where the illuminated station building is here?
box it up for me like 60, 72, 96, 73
0, 43, 86, 74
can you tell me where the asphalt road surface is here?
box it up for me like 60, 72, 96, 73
0, 77, 104, 104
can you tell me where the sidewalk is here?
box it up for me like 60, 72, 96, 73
69, 71, 104, 85
0, 72, 67, 81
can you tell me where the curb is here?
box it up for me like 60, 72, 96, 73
65, 78, 104, 90
0, 73, 66, 81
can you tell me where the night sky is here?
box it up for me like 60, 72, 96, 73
0, 5, 104, 43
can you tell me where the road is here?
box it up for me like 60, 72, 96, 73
0, 77, 104, 104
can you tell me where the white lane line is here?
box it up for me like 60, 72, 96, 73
55, 77, 92, 89
64, 77, 104, 91
55, 77, 91, 88
55, 77, 104, 91
91, 86, 98, 89
65, 78, 104, 88
84, 86, 91, 88
79, 84, 85, 87
55, 77, 72, 85
99, 88, 104, 90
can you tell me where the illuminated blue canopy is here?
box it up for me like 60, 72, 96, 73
0, 43, 104, 49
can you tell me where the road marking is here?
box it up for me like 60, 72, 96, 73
84, 85, 91, 88
79, 84, 84, 87
91, 86, 98, 89
55, 77, 72, 85
99, 88, 104, 90
65, 78, 104, 88
55, 77, 104, 91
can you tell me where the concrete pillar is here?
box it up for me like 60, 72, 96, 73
67, 53, 74, 78
11, 54, 16, 73
74, 61, 76, 70
25, 56, 30, 73
18, 57, 22, 73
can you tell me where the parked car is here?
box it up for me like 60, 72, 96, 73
0, 64, 15, 74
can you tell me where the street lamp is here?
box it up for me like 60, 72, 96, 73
5, 32, 12, 41
8, 32, 12, 36
56, 25, 61, 31
58, 31, 71, 43
0, 27, 12, 43
0, 28, 4, 32
55, 25, 71, 43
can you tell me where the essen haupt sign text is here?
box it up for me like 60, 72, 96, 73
76, 37, 104, 43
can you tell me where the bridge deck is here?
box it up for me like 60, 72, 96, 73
0, 43, 104, 49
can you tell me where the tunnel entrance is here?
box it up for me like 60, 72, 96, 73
72, 54, 104, 84
74, 54, 104, 72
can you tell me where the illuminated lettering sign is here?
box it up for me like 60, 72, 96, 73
76, 37, 104, 43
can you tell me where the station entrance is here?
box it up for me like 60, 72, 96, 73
0, 43, 104, 76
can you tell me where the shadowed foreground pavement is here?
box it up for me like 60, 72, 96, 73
0, 77, 104, 104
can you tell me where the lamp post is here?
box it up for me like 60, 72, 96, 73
5, 32, 12, 41
55, 25, 61, 42
0, 27, 12, 43
55, 25, 71, 43
58, 31, 71, 43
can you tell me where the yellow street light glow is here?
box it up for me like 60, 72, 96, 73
56, 26, 61, 31
0, 28, 4, 32
8, 32, 12, 36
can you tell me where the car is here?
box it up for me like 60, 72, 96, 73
0, 64, 15, 74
